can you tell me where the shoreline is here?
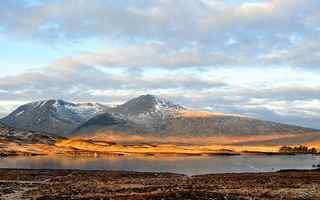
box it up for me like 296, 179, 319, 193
2, 154, 320, 177
1, 150, 320, 157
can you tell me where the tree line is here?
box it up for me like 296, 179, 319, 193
279, 145, 318, 154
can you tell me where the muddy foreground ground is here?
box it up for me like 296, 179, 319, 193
0, 169, 320, 200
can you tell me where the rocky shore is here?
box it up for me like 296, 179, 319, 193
0, 169, 320, 200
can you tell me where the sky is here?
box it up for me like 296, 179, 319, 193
0, 0, 320, 129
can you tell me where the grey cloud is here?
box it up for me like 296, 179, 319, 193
257, 86, 320, 101
261, 38, 320, 68
224, 86, 320, 102
77, 43, 241, 68
2, 0, 317, 42
0, 64, 226, 102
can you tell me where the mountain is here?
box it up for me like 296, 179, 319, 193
112, 94, 184, 116
109, 94, 185, 131
2, 95, 318, 140
1, 100, 109, 136
72, 94, 318, 138
72, 94, 186, 136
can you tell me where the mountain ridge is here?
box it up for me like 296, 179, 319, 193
72, 94, 319, 138
1, 95, 319, 138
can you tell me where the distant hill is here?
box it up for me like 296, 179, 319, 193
0, 122, 63, 145
0, 122, 66, 156
1, 100, 108, 136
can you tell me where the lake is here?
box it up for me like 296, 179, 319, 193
1, 155, 319, 175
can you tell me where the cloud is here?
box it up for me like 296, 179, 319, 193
2, 0, 317, 41
0, 100, 25, 118
1, 0, 320, 69
0, 63, 226, 102
261, 37, 320, 68
76, 43, 241, 68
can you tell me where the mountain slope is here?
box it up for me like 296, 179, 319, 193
72, 113, 149, 137
164, 112, 316, 136
72, 95, 318, 138
1, 100, 108, 136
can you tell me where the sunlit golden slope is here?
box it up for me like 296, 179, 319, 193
177, 110, 246, 118
3, 132, 320, 156
55, 136, 320, 156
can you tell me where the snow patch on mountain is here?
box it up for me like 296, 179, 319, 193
52, 100, 107, 122
111, 94, 185, 129
1, 99, 109, 136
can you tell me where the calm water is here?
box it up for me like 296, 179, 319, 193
1, 155, 319, 175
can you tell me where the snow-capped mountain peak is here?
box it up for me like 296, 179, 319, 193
110, 94, 185, 128
149, 95, 182, 110
115, 94, 184, 115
